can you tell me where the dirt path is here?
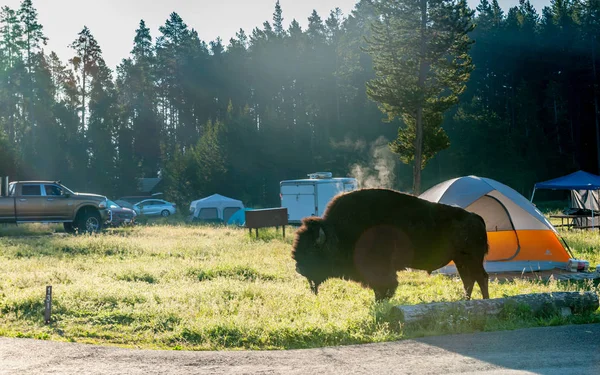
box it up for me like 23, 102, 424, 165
1, 323, 599, 374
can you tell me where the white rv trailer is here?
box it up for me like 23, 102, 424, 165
280, 172, 357, 224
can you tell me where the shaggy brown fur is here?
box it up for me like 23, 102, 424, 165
292, 188, 489, 301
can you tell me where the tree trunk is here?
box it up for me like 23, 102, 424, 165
414, 108, 424, 195
554, 97, 562, 154
82, 49, 87, 132
335, 51, 341, 124
397, 291, 599, 324
511, 85, 516, 132
592, 35, 600, 174
27, 36, 35, 159
413, 0, 428, 196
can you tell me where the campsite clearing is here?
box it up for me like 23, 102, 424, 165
0, 223, 598, 350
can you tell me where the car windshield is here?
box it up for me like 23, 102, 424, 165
115, 200, 133, 208
106, 200, 121, 209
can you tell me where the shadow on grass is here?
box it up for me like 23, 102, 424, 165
170, 323, 384, 350
0, 223, 63, 237
0, 236, 144, 259
186, 265, 279, 282
246, 226, 295, 244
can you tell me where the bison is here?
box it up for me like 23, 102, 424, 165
291, 188, 489, 301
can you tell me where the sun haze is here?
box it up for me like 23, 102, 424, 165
1, 0, 361, 69
2, 0, 539, 70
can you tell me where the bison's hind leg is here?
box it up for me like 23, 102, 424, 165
475, 267, 489, 299
455, 258, 489, 300
455, 264, 475, 300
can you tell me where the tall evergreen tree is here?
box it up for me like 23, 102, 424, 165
18, 0, 46, 71
365, 0, 475, 194
18, 0, 48, 171
0, 6, 23, 146
582, 0, 600, 173
69, 26, 102, 132
273, 0, 284, 37
126, 20, 161, 177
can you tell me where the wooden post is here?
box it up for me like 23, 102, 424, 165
44, 285, 52, 324
255, 228, 259, 238
283, 225, 286, 238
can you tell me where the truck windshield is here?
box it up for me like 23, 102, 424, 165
58, 184, 75, 195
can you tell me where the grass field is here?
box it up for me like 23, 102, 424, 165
0, 220, 598, 351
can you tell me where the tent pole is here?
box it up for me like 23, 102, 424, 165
560, 235, 576, 259
530, 187, 536, 203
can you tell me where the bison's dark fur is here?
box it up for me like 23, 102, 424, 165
292, 188, 489, 301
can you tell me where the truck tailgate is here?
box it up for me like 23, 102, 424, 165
0, 197, 16, 222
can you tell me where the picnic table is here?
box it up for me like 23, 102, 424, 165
550, 214, 598, 229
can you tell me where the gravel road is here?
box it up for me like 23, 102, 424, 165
1, 323, 599, 374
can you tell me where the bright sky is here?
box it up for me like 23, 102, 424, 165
3, 0, 544, 71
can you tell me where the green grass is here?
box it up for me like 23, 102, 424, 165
0, 223, 64, 237
0, 223, 598, 351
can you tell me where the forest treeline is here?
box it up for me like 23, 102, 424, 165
0, 0, 597, 206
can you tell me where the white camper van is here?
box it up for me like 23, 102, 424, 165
280, 172, 358, 224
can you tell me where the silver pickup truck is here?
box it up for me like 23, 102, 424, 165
0, 180, 111, 233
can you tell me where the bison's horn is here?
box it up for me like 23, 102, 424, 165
316, 227, 326, 245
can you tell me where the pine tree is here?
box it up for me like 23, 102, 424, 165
0, 6, 24, 146
18, 0, 48, 172
582, 0, 600, 172
0, 6, 23, 68
128, 20, 161, 177
48, 50, 88, 187
88, 58, 117, 194
273, 1, 284, 37
69, 26, 102, 132
30, 52, 62, 179
155, 12, 191, 147
18, 0, 46, 72
365, 0, 475, 194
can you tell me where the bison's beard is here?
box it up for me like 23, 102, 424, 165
296, 264, 323, 295
309, 279, 321, 295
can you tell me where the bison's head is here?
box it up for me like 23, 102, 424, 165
291, 217, 335, 295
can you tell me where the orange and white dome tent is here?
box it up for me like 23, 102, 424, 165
419, 176, 574, 274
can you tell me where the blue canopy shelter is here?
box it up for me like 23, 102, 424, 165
532, 170, 600, 192
531, 170, 600, 229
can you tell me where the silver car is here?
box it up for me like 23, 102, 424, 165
133, 199, 176, 217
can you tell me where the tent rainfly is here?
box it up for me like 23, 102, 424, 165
531, 170, 600, 228
189, 194, 244, 223
420, 176, 574, 274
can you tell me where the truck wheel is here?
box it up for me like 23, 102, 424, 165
161, 210, 170, 217
78, 210, 103, 234
63, 222, 77, 234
